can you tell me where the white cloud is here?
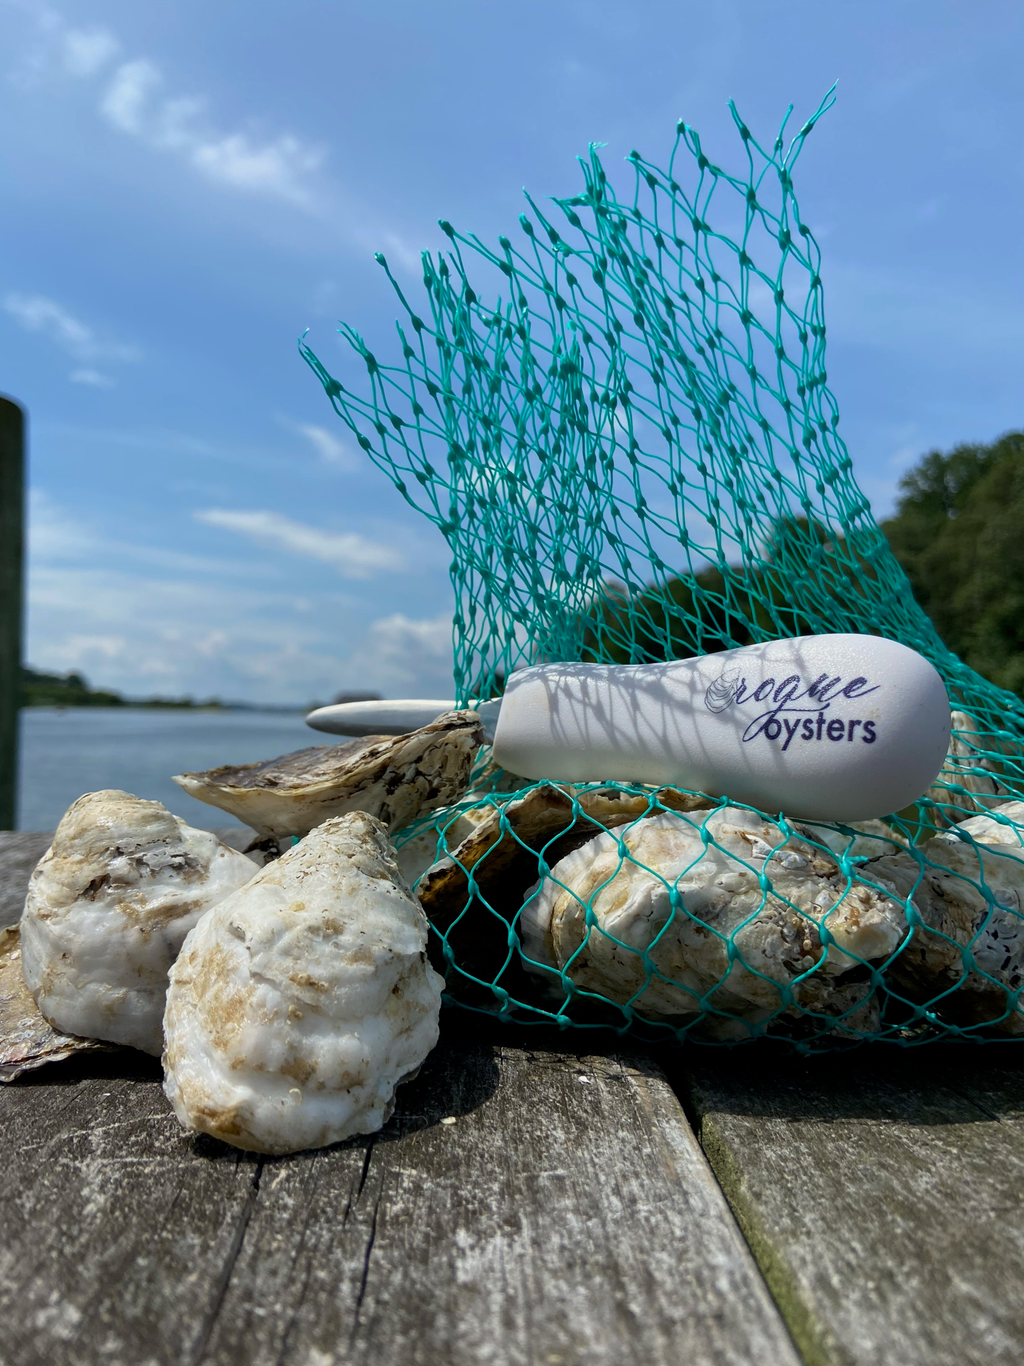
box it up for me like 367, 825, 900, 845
4, 293, 138, 375
62, 26, 119, 78
100, 57, 159, 134
94, 52, 324, 206
194, 509, 405, 578
70, 367, 115, 388
346, 612, 455, 698
296, 423, 358, 470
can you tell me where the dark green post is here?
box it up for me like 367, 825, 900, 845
0, 396, 25, 831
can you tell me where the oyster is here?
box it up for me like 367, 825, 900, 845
935, 800, 1024, 856
926, 710, 1012, 824
20, 790, 257, 1055
415, 783, 715, 997
519, 807, 908, 1021
173, 709, 483, 839
0, 926, 111, 1080
162, 811, 444, 1155
794, 818, 905, 863
864, 835, 1024, 1034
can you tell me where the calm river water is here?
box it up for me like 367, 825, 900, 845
17, 708, 318, 832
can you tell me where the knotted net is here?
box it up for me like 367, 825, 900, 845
302, 93, 1024, 1048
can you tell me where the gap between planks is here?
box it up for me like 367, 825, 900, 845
671, 1045, 1024, 1366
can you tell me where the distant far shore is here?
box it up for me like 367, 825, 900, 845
20, 667, 306, 713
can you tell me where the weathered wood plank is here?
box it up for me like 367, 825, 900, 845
0, 1052, 262, 1366
0, 834, 798, 1366
0, 832, 51, 928
678, 1048, 1024, 1366
0, 1034, 799, 1366
197, 1030, 801, 1366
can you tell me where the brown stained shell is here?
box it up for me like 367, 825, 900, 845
0, 926, 111, 1081
864, 837, 1024, 1035
415, 783, 714, 1005
172, 710, 484, 839
925, 710, 1014, 826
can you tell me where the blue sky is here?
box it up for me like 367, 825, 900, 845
2, 0, 1022, 705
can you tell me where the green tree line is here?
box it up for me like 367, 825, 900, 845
880, 430, 1024, 697
577, 431, 1024, 699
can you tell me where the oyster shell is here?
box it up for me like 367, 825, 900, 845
20, 790, 257, 1055
520, 807, 908, 1020
162, 810, 444, 1155
794, 818, 905, 863
173, 709, 483, 839
0, 925, 111, 1081
935, 800, 1024, 856
415, 783, 715, 998
864, 835, 1024, 1034
925, 710, 1012, 824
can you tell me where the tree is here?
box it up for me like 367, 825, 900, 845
881, 431, 1024, 697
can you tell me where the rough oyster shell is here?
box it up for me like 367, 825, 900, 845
173, 709, 483, 839
925, 710, 1013, 825
415, 783, 715, 998
0, 925, 111, 1081
794, 818, 905, 862
20, 791, 257, 1056
864, 835, 1024, 1034
935, 800, 1024, 855
162, 811, 444, 1155
520, 807, 908, 1021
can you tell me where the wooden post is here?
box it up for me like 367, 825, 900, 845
0, 396, 25, 831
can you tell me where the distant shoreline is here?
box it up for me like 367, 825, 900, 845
21, 701, 307, 714
20, 667, 308, 713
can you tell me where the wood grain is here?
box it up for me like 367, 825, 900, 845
678, 1047, 1024, 1366
0, 832, 51, 928
0, 832, 797, 1366
197, 1030, 800, 1366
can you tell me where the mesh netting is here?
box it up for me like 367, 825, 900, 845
302, 94, 1024, 1048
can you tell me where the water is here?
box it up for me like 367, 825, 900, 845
17, 708, 319, 832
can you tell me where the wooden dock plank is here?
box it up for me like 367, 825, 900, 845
0, 831, 50, 928
0, 1052, 262, 1366
0, 834, 798, 1366
677, 1048, 1024, 1366
198, 1031, 801, 1366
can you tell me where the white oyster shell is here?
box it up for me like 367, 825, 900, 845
926, 710, 1011, 824
162, 810, 444, 1155
394, 811, 485, 891
935, 800, 1024, 855
794, 818, 905, 862
520, 807, 908, 1019
20, 790, 257, 1055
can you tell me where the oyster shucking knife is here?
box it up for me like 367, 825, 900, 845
305, 634, 951, 821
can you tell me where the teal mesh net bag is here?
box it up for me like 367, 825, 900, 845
301, 93, 1024, 1048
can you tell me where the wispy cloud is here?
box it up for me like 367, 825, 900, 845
4, 292, 137, 385
69, 367, 115, 388
347, 612, 455, 698
294, 422, 359, 470
94, 53, 325, 205
194, 509, 405, 578
62, 25, 119, 78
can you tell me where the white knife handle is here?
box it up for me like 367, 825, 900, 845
490, 634, 950, 822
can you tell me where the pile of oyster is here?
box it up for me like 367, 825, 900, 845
7, 706, 1024, 1153
7, 712, 480, 1152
